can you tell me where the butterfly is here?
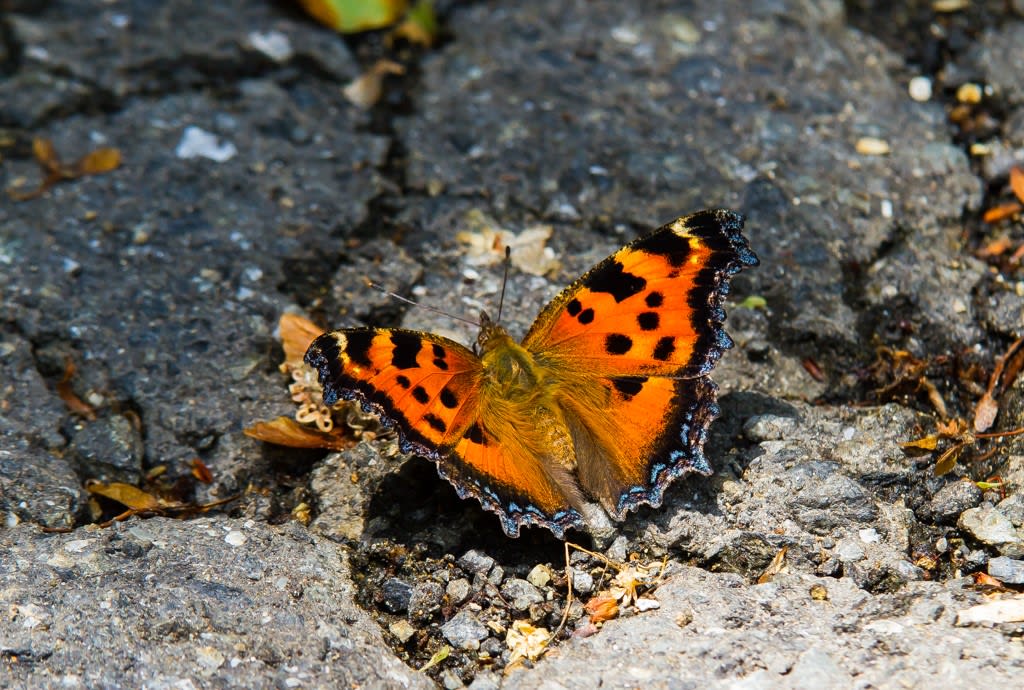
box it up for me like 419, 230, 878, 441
304, 209, 758, 539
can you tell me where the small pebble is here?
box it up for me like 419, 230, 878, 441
634, 598, 660, 611
956, 82, 983, 104
856, 136, 891, 156
500, 579, 543, 612
928, 481, 982, 525
388, 619, 416, 643
408, 581, 444, 622
446, 578, 472, 606
458, 550, 495, 575
571, 569, 595, 595
908, 75, 932, 102
380, 578, 413, 614
526, 564, 552, 588
441, 610, 489, 650
959, 506, 1020, 546
988, 556, 1024, 584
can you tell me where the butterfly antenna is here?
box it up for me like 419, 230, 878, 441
365, 280, 479, 327
495, 246, 512, 324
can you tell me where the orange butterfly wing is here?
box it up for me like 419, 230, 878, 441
304, 328, 587, 536
522, 209, 758, 518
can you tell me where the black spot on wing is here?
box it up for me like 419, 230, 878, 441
566, 299, 582, 316
412, 386, 430, 404
605, 333, 633, 355
464, 422, 486, 446
633, 228, 691, 267
586, 261, 646, 303
343, 330, 375, 368
645, 291, 664, 308
578, 308, 594, 324
653, 336, 675, 361
396, 374, 411, 389
637, 312, 659, 331
390, 331, 422, 370
440, 387, 459, 409
610, 376, 646, 400
424, 413, 447, 433
432, 343, 449, 370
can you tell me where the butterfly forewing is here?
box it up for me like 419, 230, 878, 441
305, 328, 484, 457
522, 209, 758, 379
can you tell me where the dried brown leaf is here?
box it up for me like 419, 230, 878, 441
56, 357, 97, 420
978, 235, 1014, 258
77, 147, 122, 175
757, 545, 789, 584
973, 393, 999, 433
280, 313, 325, 367
343, 59, 405, 109
190, 457, 214, 483
983, 202, 1023, 224
244, 416, 354, 450
584, 595, 620, 623
1011, 166, 1024, 204
901, 434, 940, 453
85, 480, 164, 512
934, 442, 967, 476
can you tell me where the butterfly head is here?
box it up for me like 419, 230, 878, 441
476, 311, 508, 352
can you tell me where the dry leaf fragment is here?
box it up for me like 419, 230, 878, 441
583, 595, 619, 623
8, 137, 121, 201
977, 235, 1014, 257
505, 621, 550, 663
243, 416, 355, 451
279, 313, 325, 369
343, 59, 406, 109
975, 335, 1024, 432
55, 357, 97, 420
456, 210, 561, 276
389, 0, 439, 47
900, 434, 940, 453
85, 480, 164, 512
757, 545, 789, 584
1010, 166, 1024, 203
982, 202, 1023, 224
190, 458, 214, 483
934, 442, 968, 476
296, 0, 409, 33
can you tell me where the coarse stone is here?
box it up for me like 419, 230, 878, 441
381, 577, 413, 614
988, 556, 1024, 584
447, 578, 473, 606
441, 609, 489, 650
959, 506, 1021, 547
409, 581, 445, 623
500, 578, 544, 612
927, 480, 983, 525
458, 549, 496, 575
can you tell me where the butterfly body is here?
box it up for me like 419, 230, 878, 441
305, 209, 759, 538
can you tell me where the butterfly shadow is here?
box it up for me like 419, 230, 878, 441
361, 456, 571, 560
